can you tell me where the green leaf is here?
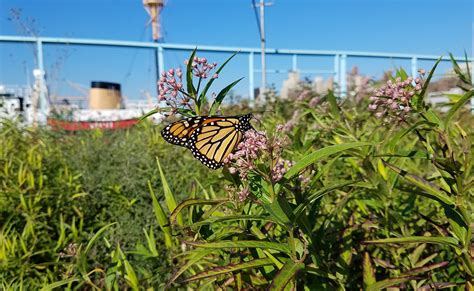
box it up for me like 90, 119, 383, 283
185, 240, 291, 254
198, 51, 239, 110
170, 198, 228, 224
84, 222, 116, 255
189, 215, 280, 228
284, 142, 372, 179
423, 108, 442, 126
293, 180, 357, 220
186, 48, 198, 98
367, 276, 419, 291
363, 252, 376, 289
444, 89, 473, 128
386, 120, 435, 153
268, 260, 305, 291
166, 249, 214, 287
365, 236, 460, 250
262, 195, 292, 226
40, 278, 79, 291
209, 77, 244, 115
182, 258, 273, 283
156, 157, 182, 225
416, 57, 441, 111
396, 67, 408, 80
403, 261, 448, 276
139, 108, 159, 122
382, 160, 454, 206
118, 247, 139, 291
148, 180, 173, 249
326, 90, 341, 120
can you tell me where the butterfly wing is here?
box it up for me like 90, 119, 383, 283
161, 116, 205, 147
189, 118, 244, 169
161, 114, 252, 169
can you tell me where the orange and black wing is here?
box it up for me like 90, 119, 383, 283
161, 116, 206, 147
161, 114, 253, 169
188, 117, 244, 169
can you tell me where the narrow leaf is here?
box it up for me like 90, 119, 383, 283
293, 180, 357, 219
285, 142, 372, 179
363, 252, 376, 288
417, 57, 442, 111
367, 276, 419, 291
268, 260, 305, 291
382, 160, 454, 206
156, 158, 182, 225
404, 261, 449, 276
185, 240, 291, 254
170, 198, 228, 224
40, 278, 79, 291
199, 51, 239, 109
190, 215, 279, 228
209, 77, 244, 115
84, 222, 116, 255
167, 249, 214, 287
182, 258, 273, 283
365, 236, 460, 250
148, 180, 173, 248
444, 89, 473, 128
186, 48, 198, 98
139, 108, 159, 121
326, 90, 341, 120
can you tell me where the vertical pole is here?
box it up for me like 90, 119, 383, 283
292, 54, 297, 72
249, 52, 255, 101
155, 45, 164, 96
411, 57, 417, 79
259, 0, 266, 101
36, 39, 47, 116
334, 54, 340, 96
158, 46, 164, 78
340, 54, 347, 98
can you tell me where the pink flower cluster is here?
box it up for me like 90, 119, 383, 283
225, 128, 293, 183
272, 158, 295, 182
237, 188, 250, 202
369, 71, 425, 122
185, 56, 219, 79
225, 130, 268, 179
158, 68, 190, 111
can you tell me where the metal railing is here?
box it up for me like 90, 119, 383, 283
1, 35, 472, 113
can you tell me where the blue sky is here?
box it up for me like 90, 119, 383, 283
0, 0, 472, 101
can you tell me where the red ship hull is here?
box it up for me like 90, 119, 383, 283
47, 118, 139, 131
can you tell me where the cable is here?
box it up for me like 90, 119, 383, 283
252, 0, 262, 40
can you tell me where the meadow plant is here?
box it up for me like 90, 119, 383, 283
368, 71, 425, 122
2, 50, 472, 290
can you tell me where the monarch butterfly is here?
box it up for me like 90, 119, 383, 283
161, 113, 253, 169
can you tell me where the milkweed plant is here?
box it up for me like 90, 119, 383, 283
140, 50, 474, 289
1, 50, 472, 290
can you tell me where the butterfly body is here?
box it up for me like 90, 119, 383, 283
161, 114, 253, 169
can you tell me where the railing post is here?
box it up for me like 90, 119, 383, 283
292, 54, 297, 72
340, 54, 347, 98
334, 54, 340, 96
411, 57, 417, 79
249, 52, 255, 101
35, 39, 47, 116
157, 46, 164, 79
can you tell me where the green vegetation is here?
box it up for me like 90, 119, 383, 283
0, 54, 473, 290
